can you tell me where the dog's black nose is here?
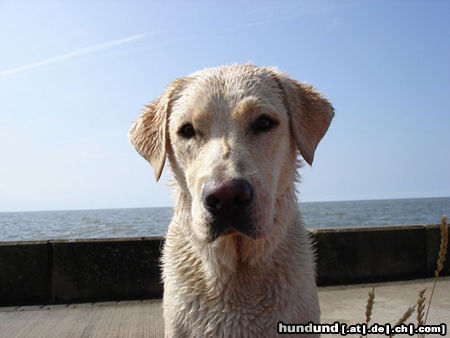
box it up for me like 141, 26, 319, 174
202, 179, 253, 214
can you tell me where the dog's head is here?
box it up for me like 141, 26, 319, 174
130, 64, 333, 244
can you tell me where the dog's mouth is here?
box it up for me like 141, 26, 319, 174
208, 217, 258, 242
221, 227, 239, 236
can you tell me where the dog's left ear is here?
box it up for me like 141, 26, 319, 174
275, 75, 334, 165
128, 78, 186, 181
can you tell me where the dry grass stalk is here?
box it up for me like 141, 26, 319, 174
389, 305, 415, 337
394, 305, 415, 326
359, 288, 376, 338
416, 288, 426, 326
424, 214, 448, 324
359, 215, 446, 337
436, 214, 448, 276
365, 287, 375, 324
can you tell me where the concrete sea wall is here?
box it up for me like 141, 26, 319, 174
0, 224, 448, 306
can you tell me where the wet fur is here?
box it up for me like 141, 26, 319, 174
129, 64, 334, 337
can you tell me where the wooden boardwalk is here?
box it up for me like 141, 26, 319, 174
1, 277, 449, 337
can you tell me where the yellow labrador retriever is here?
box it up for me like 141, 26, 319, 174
129, 64, 333, 337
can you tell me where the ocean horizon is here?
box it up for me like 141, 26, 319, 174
1, 196, 448, 242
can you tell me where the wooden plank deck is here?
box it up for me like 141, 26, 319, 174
1, 277, 449, 337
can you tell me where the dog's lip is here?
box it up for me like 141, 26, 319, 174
213, 226, 259, 241
221, 227, 239, 236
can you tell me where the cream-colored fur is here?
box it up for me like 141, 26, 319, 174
129, 64, 334, 337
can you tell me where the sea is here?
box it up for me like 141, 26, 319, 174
0, 197, 448, 242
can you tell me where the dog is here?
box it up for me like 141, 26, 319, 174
129, 64, 334, 337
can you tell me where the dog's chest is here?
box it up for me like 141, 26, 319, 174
170, 276, 293, 337
162, 223, 319, 336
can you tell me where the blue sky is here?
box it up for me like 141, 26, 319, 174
0, 1, 449, 212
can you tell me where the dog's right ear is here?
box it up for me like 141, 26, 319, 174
128, 78, 185, 181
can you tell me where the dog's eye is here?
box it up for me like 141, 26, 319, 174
178, 123, 196, 139
252, 115, 278, 133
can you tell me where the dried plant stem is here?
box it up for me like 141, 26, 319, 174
416, 288, 427, 338
416, 288, 426, 326
436, 214, 449, 275
365, 287, 375, 325
389, 305, 415, 337
359, 287, 376, 337
424, 214, 448, 325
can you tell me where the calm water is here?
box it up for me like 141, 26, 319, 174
0, 197, 448, 242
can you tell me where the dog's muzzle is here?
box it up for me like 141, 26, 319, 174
202, 178, 255, 241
